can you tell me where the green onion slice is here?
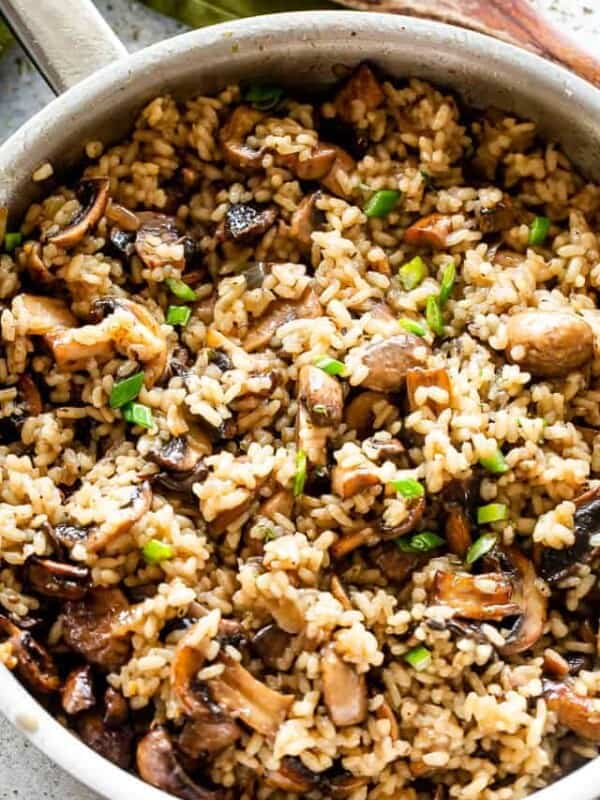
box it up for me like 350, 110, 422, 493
479, 449, 509, 474
396, 531, 445, 553
477, 503, 508, 525
4, 232, 22, 252
166, 305, 192, 326
244, 84, 284, 111
528, 216, 550, 246
390, 478, 424, 499
404, 644, 432, 671
399, 318, 426, 337
142, 538, 174, 565
398, 255, 427, 291
122, 402, 154, 429
466, 532, 497, 565
109, 372, 144, 409
314, 355, 346, 377
439, 261, 456, 306
425, 294, 444, 336
293, 449, 307, 497
262, 527, 277, 542
165, 277, 197, 302
363, 189, 401, 218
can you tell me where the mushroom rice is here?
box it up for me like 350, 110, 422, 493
1, 64, 600, 799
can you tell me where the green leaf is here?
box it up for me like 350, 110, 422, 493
140, 0, 338, 29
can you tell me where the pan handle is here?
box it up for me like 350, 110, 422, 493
0, 0, 128, 94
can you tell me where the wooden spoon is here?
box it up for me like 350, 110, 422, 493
333, 0, 600, 88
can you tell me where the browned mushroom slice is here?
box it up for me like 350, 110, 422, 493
476, 198, 519, 234
208, 653, 294, 736
48, 178, 110, 249
12, 293, 77, 334
266, 757, 320, 793
62, 664, 95, 715
22, 241, 53, 284
334, 63, 384, 124
320, 146, 356, 199
0, 615, 60, 693
106, 200, 141, 232
499, 547, 547, 655
18, 375, 42, 416
404, 213, 452, 249
257, 490, 294, 521
370, 542, 422, 584
444, 507, 472, 558
86, 480, 152, 553
60, 588, 131, 670
543, 649, 570, 679
223, 203, 277, 242
297, 364, 343, 427
327, 773, 370, 799
51, 522, 89, 550
280, 143, 338, 181
381, 496, 426, 540
220, 105, 265, 170
251, 624, 295, 671
210, 493, 257, 536
544, 680, 600, 742
153, 460, 208, 500
331, 527, 378, 559
321, 644, 367, 727
540, 485, 600, 582
171, 621, 213, 717
76, 710, 133, 769
364, 436, 405, 462
244, 286, 322, 353
433, 571, 520, 620
359, 334, 431, 393
135, 212, 192, 271
406, 367, 452, 415
148, 436, 207, 473
25, 557, 90, 600
331, 464, 380, 499
178, 715, 242, 758
138, 727, 223, 800
289, 191, 323, 249
344, 391, 386, 438
104, 687, 129, 727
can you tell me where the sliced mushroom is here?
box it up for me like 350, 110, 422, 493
106, 200, 141, 232
404, 213, 452, 249
153, 460, 209, 499
148, 436, 207, 473
363, 436, 405, 462
138, 727, 223, 800
178, 715, 242, 758
359, 334, 431, 393
476, 198, 520, 234
505, 310, 594, 377
60, 588, 131, 670
544, 680, 600, 742
77, 711, 133, 769
25, 557, 90, 600
297, 364, 343, 427
344, 391, 386, 438
223, 203, 277, 242
296, 404, 329, 469
320, 145, 356, 199
12, 293, 77, 334
326, 773, 370, 799
220, 105, 265, 170
381, 495, 426, 540
406, 366, 452, 415
321, 644, 367, 727
433, 571, 520, 620
289, 191, 323, 249
48, 178, 110, 249
61, 665, 95, 715
104, 687, 129, 727
257, 490, 294, 522
444, 507, 472, 558
18, 374, 42, 416
85, 480, 152, 553
500, 547, 547, 655
543, 649, 570, 679
51, 522, 89, 550
540, 485, 600, 582
334, 63, 384, 124
370, 542, 422, 585
330, 527, 378, 559
251, 624, 295, 671
22, 241, 53, 284
244, 286, 322, 353
135, 212, 191, 271
171, 620, 214, 718
280, 143, 338, 181
266, 757, 320, 793
208, 653, 294, 736
331, 464, 380, 499
0, 615, 60, 693
210, 494, 257, 536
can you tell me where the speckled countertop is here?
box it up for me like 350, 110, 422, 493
1, 0, 600, 798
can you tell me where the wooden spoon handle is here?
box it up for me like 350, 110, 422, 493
338, 0, 600, 88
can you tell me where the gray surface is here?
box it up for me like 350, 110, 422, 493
0, 0, 600, 798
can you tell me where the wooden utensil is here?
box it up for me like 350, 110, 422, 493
334, 0, 600, 88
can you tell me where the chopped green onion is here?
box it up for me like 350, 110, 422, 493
398, 255, 427, 291
166, 305, 192, 326
528, 216, 550, 246
165, 277, 197, 302
396, 531, 445, 553
399, 318, 426, 337
314, 355, 346, 377
477, 503, 508, 525
293, 449, 307, 497
244, 84, 284, 111
142, 538, 174, 565
426, 294, 444, 336
404, 644, 432, 671
439, 261, 456, 306
312, 403, 327, 416
390, 478, 424, 499
479, 449, 509, 474
109, 372, 144, 409
363, 189, 401, 218
122, 402, 154, 429
4, 232, 22, 252
466, 532, 497, 565
262, 526, 277, 542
